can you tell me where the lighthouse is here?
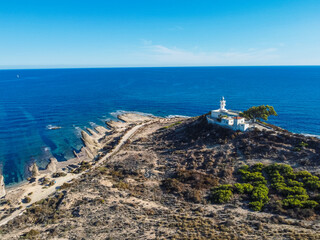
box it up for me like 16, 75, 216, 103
220, 96, 227, 111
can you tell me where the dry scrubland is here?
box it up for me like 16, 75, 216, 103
1, 114, 320, 239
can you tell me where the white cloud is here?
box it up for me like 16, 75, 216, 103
140, 42, 280, 66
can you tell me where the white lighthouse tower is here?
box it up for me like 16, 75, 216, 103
220, 96, 227, 111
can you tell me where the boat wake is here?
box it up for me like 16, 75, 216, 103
46, 125, 62, 130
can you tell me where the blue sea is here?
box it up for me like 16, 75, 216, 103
0, 67, 320, 186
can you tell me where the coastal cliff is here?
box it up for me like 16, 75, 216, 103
1, 114, 320, 239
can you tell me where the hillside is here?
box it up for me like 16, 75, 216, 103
1, 115, 320, 239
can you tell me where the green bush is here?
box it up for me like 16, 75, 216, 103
250, 163, 265, 172
287, 194, 309, 201
251, 184, 269, 203
210, 185, 233, 203
60, 182, 72, 190
239, 165, 249, 171
52, 172, 67, 178
282, 197, 303, 208
302, 200, 319, 209
282, 195, 318, 209
264, 163, 293, 177
293, 147, 301, 152
279, 186, 307, 196
238, 169, 267, 184
296, 170, 312, 179
299, 141, 308, 148
234, 183, 254, 194
210, 190, 233, 204
287, 179, 304, 187
72, 161, 91, 174
302, 175, 320, 190
21, 229, 40, 239
249, 201, 264, 211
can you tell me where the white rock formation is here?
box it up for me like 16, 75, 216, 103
46, 157, 58, 173
81, 130, 101, 157
95, 126, 110, 135
0, 175, 6, 198
29, 162, 40, 177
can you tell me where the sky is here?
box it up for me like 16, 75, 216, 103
0, 0, 320, 68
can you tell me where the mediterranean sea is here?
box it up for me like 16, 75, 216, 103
0, 66, 319, 185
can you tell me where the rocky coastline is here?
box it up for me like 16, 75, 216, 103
0, 113, 320, 239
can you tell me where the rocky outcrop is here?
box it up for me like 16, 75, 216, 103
46, 158, 58, 173
0, 175, 5, 198
95, 126, 110, 135
29, 162, 40, 177
81, 130, 101, 157
86, 128, 99, 138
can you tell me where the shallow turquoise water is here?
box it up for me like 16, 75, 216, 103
0, 67, 319, 185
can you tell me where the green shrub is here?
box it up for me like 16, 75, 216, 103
239, 165, 249, 171
210, 189, 233, 204
72, 161, 91, 174
21, 229, 40, 239
302, 175, 320, 190
251, 184, 269, 204
293, 147, 301, 152
287, 179, 304, 187
264, 163, 293, 177
60, 182, 71, 190
282, 197, 303, 208
272, 182, 287, 191
250, 163, 264, 172
277, 186, 307, 196
210, 185, 233, 203
299, 141, 308, 148
238, 169, 267, 184
234, 183, 254, 194
296, 170, 312, 179
52, 172, 67, 178
287, 194, 309, 201
282, 196, 318, 209
249, 201, 264, 211
302, 200, 319, 209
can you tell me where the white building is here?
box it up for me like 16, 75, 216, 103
207, 97, 250, 131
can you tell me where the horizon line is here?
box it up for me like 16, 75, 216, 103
1, 64, 320, 71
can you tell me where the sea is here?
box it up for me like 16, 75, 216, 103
0, 66, 320, 186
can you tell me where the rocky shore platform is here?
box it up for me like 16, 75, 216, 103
0, 113, 320, 239
0, 113, 167, 227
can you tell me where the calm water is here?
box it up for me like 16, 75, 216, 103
0, 67, 320, 185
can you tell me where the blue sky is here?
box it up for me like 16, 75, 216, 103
0, 0, 320, 68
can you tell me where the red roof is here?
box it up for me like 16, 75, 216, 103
233, 117, 243, 119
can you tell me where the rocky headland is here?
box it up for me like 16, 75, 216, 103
0, 113, 320, 239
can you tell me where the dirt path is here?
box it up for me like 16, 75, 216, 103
0, 122, 147, 227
